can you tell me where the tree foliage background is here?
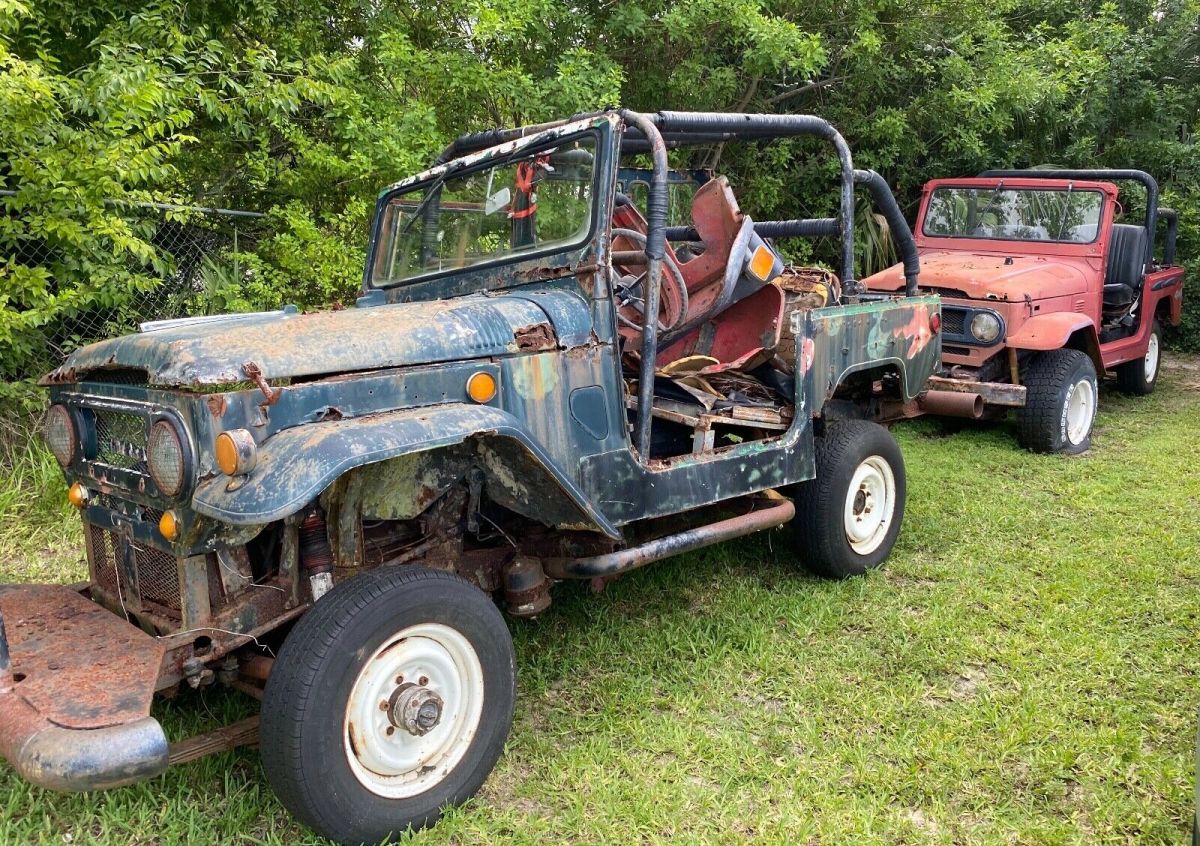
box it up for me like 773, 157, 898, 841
0, 0, 1197, 382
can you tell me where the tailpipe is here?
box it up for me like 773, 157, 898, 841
544, 494, 795, 580
919, 390, 985, 419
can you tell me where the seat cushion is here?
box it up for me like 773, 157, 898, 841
1103, 283, 1137, 309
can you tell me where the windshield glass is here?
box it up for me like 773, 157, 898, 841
923, 186, 1105, 244
370, 135, 597, 286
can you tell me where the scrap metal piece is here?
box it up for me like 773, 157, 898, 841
242, 360, 281, 406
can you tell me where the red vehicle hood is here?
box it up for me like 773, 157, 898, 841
864, 251, 1089, 301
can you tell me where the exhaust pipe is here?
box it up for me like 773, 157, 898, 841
544, 495, 795, 580
919, 390, 985, 419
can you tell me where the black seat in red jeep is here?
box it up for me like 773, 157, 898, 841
1102, 223, 1148, 309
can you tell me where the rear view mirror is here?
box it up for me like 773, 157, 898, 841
485, 186, 511, 216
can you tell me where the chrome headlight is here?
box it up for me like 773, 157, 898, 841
969, 311, 1002, 344
43, 405, 77, 467
148, 419, 189, 497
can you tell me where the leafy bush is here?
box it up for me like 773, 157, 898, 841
0, 0, 1196, 376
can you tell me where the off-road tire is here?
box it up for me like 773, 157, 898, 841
1115, 320, 1161, 395
1015, 349, 1098, 455
790, 420, 906, 579
260, 566, 516, 846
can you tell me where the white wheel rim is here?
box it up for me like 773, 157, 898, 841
343, 622, 484, 799
1064, 378, 1095, 446
1144, 333, 1159, 382
843, 455, 896, 556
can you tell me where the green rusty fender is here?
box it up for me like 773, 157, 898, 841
192, 403, 622, 540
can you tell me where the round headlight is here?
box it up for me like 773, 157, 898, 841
43, 405, 77, 467
148, 420, 188, 497
970, 312, 1002, 344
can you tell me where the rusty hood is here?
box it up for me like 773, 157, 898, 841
43, 291, 585, 387
864, 251, 1089, 301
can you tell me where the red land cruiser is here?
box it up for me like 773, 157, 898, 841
864, 169, 1184, 453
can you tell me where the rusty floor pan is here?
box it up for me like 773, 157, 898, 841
0, 584, 165, 730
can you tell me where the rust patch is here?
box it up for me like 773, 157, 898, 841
519, 265, 576, 282
0, 584, 166, 730
513, 322, 557, 351
205, 394, 228, 417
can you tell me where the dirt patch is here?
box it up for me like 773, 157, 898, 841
922, 664, 991, 707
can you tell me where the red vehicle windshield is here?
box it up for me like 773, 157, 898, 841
922, 186, 1105, 244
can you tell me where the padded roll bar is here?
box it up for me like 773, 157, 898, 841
854, 169, 920, 296
618, 109, 669, 461
647, 112, 857, 291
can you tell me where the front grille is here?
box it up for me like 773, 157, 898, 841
87, 521, 181, 617
133, 540, 181, 608
93, 409, 149, 471
941, 306, 967, 337
87, 523, 120, 596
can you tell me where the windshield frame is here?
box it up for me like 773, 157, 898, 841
920, 184, 1108, 246
365, 128, 604, 291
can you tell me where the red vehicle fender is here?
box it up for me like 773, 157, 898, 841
1008, 312, 1103, 370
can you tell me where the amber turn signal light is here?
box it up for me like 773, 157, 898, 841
466, 371, 498, 403
215, 429, 257, 476
747, 243, 777, 282
67, 482, 89, 509
159, 510, 180, 542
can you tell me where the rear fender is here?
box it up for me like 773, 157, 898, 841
1008, 313, 1102, 371
805, 295, 941, 405
191, 404, 621, 539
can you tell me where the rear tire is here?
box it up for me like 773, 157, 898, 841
260, 566, 516, 846
1015, 349, 1098, 455
1116, 320, 1161, 395
790, 420, 906, 579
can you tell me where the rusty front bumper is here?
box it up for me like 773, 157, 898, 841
0, 585, 169, 791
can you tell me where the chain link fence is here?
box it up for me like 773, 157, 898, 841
3, 196, 266, 382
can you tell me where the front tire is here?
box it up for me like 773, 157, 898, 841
1016, 349, 1098, 454
790, 420, 907, 579
260, 566, 516, 846
1116, 320, 1161, 395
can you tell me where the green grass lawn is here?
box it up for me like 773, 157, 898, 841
3, 357, 1200, 844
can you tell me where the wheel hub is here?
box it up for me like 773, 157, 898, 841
343, 623, 486, 799
388, 683, 444, 736
843, 455, 896, 555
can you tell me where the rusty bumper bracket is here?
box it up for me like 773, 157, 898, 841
0, 585, 169, 792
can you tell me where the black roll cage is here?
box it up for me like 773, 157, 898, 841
439, 109, 924, 459
979, 169, 1177, 267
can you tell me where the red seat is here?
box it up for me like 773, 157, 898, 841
613, 175, 748, 346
